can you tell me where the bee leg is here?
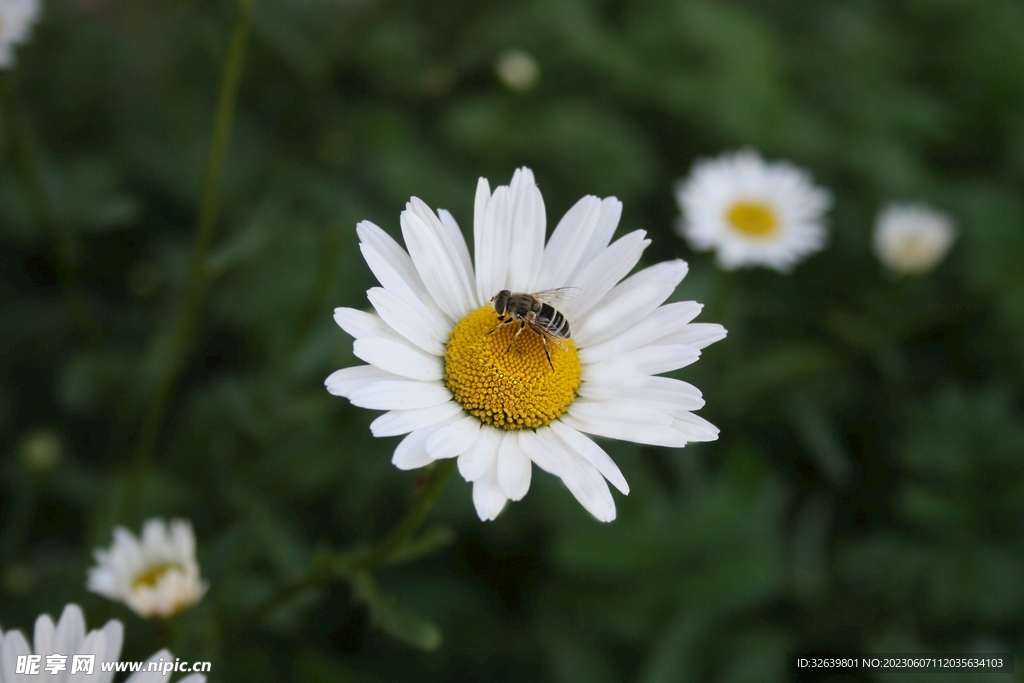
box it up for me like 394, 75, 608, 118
507, 321, 527, 352
540, 335, 555, 371
485, 317, 511, 336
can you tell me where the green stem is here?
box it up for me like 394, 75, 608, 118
126, 0, 254, 515
352, 459, 458, 571
242, 459, 458, 625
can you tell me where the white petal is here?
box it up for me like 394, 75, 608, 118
579, 375, 705, 412
671, 412, 720, 442
548, 430, 616, 522
333, 307, 401, 342
572, 260, 688, 348
549, 420, 629, 494
562, 231, 650, 320
537, 195, 602, 289
353, 338, 444, 381
98, 620, 123, 683
585, 344, 700, 378
476, 185, 512, 301
325, 365, 403, 398
566, 399, 672, 427
560, 412, 688, 448
52, 604, 86, 671
123, 649, 173, 683
356, 220, 425, 295
348, 380, 452, 410
401, 199, 477, 320
507, 184, 546, 292
457, 425, 502, 482
359, 243, 449, 331
517, 428, 567, 476
496, 430, 532, 501
574, 197, 623, 277
578, 301, 703, 364
472, 459, 508, 521
425, 416, 482, 459
437, 208, 476, 294
177, 676, 207, 683
33, 612, 55, 657
370, 401, 463, 437
367, 287, 447, 356
653, 322, 728, 350
392, 428, 436, 470
3, 629, 32, 683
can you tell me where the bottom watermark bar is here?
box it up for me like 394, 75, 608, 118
15, 654, 211, 676
788, 653, 1014, 673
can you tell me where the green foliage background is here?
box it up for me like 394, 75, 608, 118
2, 0, 1024, 681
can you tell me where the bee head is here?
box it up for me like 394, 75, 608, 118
491, 290, 511, 315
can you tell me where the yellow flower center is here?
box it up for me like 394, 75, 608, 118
444, 305, 581, 429
726, 201, 779, 237
132, 563, 183, 590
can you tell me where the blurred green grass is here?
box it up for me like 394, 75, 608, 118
2, 0, 1024, 681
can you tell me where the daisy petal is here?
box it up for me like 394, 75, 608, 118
392, 428, 437, 470
353, 338, 444, 381
549, 420, 629, 495
548, 429, 616, 522
671, 412, 721, 442
359, 243, 449, 330
573, 260, 688, 348
562, 231, 650, 319
348, 380, 452, 410
437, 208, 476, 292
497, 430, 532, 501
585, 344, 700, 378
3, 630, 32, 683
458, 425, 502, 482
653, 322, 728, 350
367, 287, 447, 356
472, 459, 508, 521
518, 428, 567, 476
537, 195, 602, 289
326, 366, 401, 398
560, 412, 688, 448
507, 184, 546, 292
579, 375, 705, 412
333, 307, 402, 342
566, 399, 671, 428
356, 220, 430, 297
575, 197, 623, 276
426, 415, 482, 459
578, 301, 703, 364
402, 199, 477, 320
370, 401, 463, 437
476, 185, 511, 301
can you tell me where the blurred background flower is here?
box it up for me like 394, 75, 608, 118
2, 0, 1024, 681
0, 0, 41, 69
873, 202, 957, 275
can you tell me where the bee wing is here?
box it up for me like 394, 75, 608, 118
530, 287, 581, 305
526, 319, 570, 351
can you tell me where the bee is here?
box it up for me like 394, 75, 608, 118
488, 287, 580, 370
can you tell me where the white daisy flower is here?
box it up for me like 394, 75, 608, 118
0, 603, 205, 683
87, 518, 208, 619
873, 202, 957, 275
326, 167, 726, 522
0, 0, 42, 69
675, 149, 832, 272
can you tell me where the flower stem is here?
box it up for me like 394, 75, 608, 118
126, 0, 253, 517
242, 459, 458, 625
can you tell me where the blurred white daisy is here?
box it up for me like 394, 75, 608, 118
87, 518, 208, 619
0, 603, 205, 683
327, 167, 725, 522
675, 149, 832, 272
873, 202, 957, 275
0, 0, 42, 69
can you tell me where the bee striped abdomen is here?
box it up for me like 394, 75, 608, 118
538, 303, 570, 339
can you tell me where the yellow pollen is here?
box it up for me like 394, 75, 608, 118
445, 305, 581, 429
726, 201, 779, 237
131, 563, 182, 590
